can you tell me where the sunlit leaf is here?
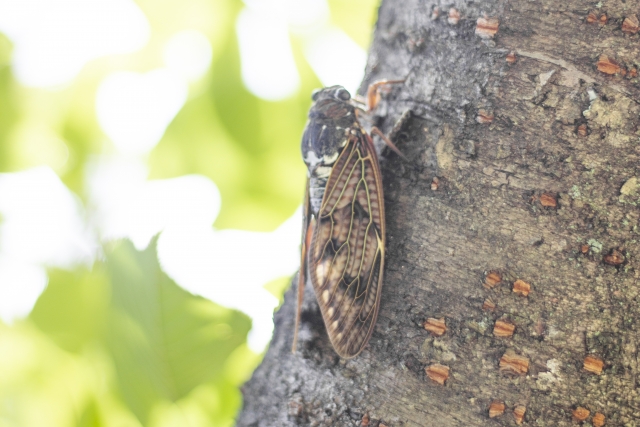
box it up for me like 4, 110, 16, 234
0, 33, 18, 174
327, 0, 379, 48
0, 324, 96, 427
104, 238, 251, 423
30, 268, 109, 353
263, 276, 291, 306
150, 17, 313, 230
76, 400, 103, 427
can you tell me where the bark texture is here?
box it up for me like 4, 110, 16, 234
238, 0, 640, 425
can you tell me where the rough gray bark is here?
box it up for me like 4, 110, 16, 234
238, 0, 640, 425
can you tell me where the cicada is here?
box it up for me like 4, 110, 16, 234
292, 81, 403, 358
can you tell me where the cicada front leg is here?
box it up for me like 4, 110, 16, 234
365, 79, 405, 112
352, 79, 405, 112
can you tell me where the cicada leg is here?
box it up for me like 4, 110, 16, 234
371, 126, 408, 162
292, 181, 314, 354
365, 79, 405, 111
352, 79, 405, 112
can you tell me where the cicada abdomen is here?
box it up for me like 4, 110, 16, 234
292, 85, 387, 359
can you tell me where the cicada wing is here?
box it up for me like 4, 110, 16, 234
308, 132, 385, 358
292, 178, 313, 354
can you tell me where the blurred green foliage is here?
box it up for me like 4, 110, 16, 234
0, 0, 378, 425
6, 239, 257, 427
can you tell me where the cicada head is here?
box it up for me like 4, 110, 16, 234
301, 86, 358, 170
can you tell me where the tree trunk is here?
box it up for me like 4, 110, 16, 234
237, 0, 640, 425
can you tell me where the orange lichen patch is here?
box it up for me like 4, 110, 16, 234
573, 407, 590, 421
597, 55, 621, 75
448, 8, 460, 25
431, 176, 440, 191
583, 355, 604, 375
513, 405, 526, 425
506, 51, 517, 64
424, 317, 447, 336
499, 351, 529, 375
577, 124, 588, 136
475, 17, 499, 39
484, 271, 502, 289
603, 249, 625, 266
426, 363, 450, 385
586, 11, 598, 23
476, 109, 494, 124
493, 319, 516, 338
482, 298, 496, 311
361, 414, 370, 427
512, 279, 531, 296
539, 193, 557, 207
599, 13, 608, 25
489, 400, 505, 418
593, 412, 606, 427
622, 15, 640, 34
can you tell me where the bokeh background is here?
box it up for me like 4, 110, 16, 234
0, 0, 378, 425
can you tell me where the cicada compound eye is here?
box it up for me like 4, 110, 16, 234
335, 87, 351, 101
311, 89, 321, 101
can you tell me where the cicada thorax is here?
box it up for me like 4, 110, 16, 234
298, 86, 386, 358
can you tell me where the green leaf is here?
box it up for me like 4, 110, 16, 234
327, 0, 379, 48
30, 267, 109, 353
103, 238, 251, 423
263, 276, 291, 306
0, 35, 18, 173
149, 1, 316, 231
0, 323, 100, 427
77, 400, 104, 427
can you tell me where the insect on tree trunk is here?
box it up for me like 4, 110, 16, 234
237, 0, 640, 426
